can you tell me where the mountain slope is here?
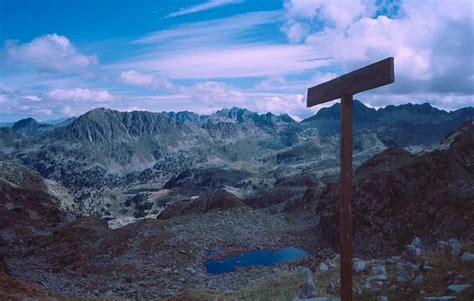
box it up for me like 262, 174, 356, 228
315, 121, 474, 255
302, 101, 473, 146
0, 101, 472, 217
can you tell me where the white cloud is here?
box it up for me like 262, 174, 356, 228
115, 44, 331, 79
119, 70, 154, 86
4, 34, 98, 73
253, 92, 306, 115
47, 88, 116, 102
165, 0, 244, 18
185, 81, 247, 104
114, 11, 334, 79
118, 70, 174, 89
282, 0, 474, 98
23, 95, 42, 102
281, 21, 310, 43
254, 73, 338, 92
133, 11, 281, 47
175, 80, 314, 118
283, 0, 375, 30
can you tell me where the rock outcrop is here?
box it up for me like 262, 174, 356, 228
158, 190, 247, 219
316, 122, 474, 255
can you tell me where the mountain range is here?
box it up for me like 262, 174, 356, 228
1, 100, 473, 299
0, 101, 472, 220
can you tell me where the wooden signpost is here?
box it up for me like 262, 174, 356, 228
306, 57, 394, 301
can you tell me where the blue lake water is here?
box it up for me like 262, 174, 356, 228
205, 246, 307, 274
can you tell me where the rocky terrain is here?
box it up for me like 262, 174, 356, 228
314, 121, 474, 256
0, 101, 472, 220
0, 101, 473, 300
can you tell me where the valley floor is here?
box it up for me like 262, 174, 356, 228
2, 206, 473, 300
2, 207, 323, 299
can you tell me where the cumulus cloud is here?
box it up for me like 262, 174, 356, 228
4, 34, 98, 72
253, 92, 306, 115
281, 0, 474, 107
47, 88, 116, 102
283, 0, 375, 31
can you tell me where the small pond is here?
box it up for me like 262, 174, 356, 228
205, 246, 307, 274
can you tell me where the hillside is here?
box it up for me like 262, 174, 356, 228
315, 121, 474, 255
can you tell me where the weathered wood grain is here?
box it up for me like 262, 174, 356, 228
307, 57, 394, 107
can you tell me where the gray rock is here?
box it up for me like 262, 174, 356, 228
436, 239, 462, 256
377, 297, 388, 301
353, 259, 367, 273
319, 262, 329, 272
371, 263, 387, 276
361, 279, 373, 291
424, 297, 456, 301
447, 284, 471, 293
411, 237, 423, 249
461, 252, 474, 262
447, 239, 462, 256
421, 264, 435, 272
326, 280, 338, 295
301, 268, 317, 298
325, 254, 340, 268
367, 274, 388, 282
396, 262, 416, 283
404, 244, 422, 262
414, 275, 424, 285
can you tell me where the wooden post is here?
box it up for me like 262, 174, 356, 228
340, 95, 353, 301
306, 57, 394, 301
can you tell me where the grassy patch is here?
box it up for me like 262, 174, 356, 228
224, 271, 306, 301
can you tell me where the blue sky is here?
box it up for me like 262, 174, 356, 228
0, 0, 472, 122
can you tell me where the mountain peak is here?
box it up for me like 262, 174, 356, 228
12, 117, 39, 130
302, 99, 377, 123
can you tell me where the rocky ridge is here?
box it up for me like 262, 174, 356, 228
315, 121, 474, 255
0, 101, 471, 220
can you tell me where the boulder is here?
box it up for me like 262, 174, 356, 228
319, 262, 329, 272
447, 284, 471, 293
413, 275, 424, 286
461, 252, 474, 262
301, 267, 317, 298
353, 259, 367, 273
436, 239, 462, 256
396, 262, 416, 283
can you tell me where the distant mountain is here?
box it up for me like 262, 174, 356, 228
303, 100, 379, 124
41, 117, 73, 125
0, 101, 472, 217
302, 101, 473, 146
10, 117, 54, 137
